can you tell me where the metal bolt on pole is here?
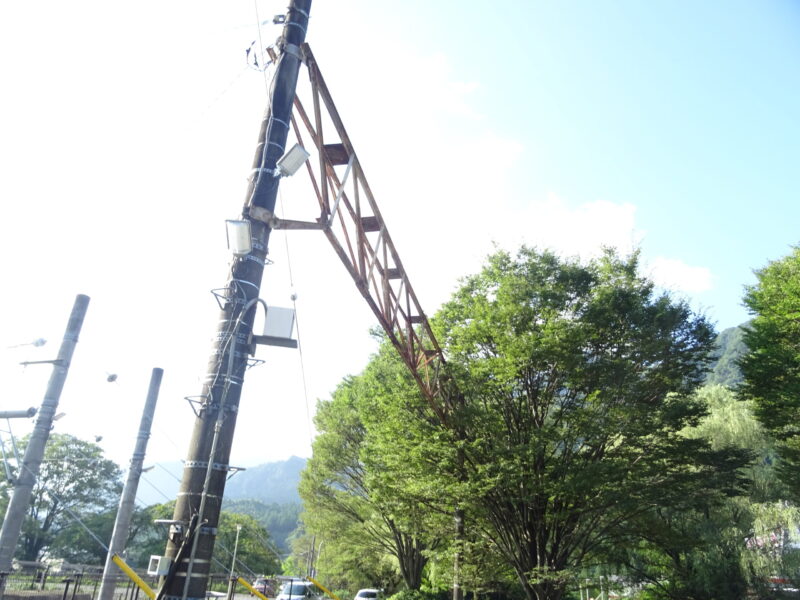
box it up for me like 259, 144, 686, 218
98, 368, 164, 600
0, 294, 90, 598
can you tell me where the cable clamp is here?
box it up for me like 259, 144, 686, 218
249, 167, 275, 181
282, 43, 303, 60
244, 254, 266, 266
290, 6, 310, 19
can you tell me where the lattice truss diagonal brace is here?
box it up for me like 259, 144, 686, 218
251, 43, 452, 424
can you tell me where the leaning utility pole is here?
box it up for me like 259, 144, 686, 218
159, 3, 312, 600
98, 367, 163, 600
0, 294, 90, 586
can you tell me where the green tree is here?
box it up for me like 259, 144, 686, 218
123, 501, 175, 568
739, 246, 800, 496
216, 511, 282, 578
426, 248, 748, 600
223, 498, 301, 553
124, 501, 281, 576
611, 385, 773, 599
0, 433, 122, 562
300, 373, 435, 593
353, 340, 507, 598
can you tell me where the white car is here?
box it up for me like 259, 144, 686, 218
276, 581, 321, 600
354, 589, 382, 600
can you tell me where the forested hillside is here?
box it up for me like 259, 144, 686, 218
224, 456, 305, 504
706, 324, 748, 387
138, 457, 306, 552
222, 498, 302, 552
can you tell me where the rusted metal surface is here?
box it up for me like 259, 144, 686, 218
262, 44, 454, 424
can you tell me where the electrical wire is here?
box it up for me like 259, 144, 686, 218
277, 187, 315, 447
196, 65, 250, 122
253, 0, 272, 94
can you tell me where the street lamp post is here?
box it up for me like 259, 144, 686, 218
0, 294, 90, 599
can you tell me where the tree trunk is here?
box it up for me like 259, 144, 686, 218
395, 533, 427, 589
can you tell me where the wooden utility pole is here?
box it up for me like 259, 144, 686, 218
159, 3, 312, 600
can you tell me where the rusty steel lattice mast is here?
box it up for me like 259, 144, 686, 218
253, 44, 456, 426
252, 45, 465, 600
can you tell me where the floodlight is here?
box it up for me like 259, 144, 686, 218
226, 219, 252, 256
276, 144, 310, 177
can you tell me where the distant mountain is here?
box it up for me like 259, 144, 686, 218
137, 456, 307, 507
705, 324, 748, 388
137, 457, 307, 551
225, 456, 306, 504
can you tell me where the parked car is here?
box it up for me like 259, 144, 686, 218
276, 580, 321, 600
252, 578, 276, 597
354, 589, 383, 600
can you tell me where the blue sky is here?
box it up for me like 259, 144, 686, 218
0, 0, 798, 474
323, 0, 800, 330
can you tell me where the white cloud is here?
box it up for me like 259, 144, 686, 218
647, 257, 714, 294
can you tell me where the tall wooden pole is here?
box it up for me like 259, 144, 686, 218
159, 3, 312, 600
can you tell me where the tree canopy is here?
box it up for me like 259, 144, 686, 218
739, 246, 800, 496
0, 433, 122, 562
300, 247, 754, 600
430, 248, 748, 600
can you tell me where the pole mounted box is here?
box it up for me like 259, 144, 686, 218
147, 555, 171, 577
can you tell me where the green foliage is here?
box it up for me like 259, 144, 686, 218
299, 368, 432, 593
223, 498, 301, 552
49, 508, 118, 564
740, 246, 800, 497
122, 501, 281, 576
427, 247, 746, 600
0, 433, 122, 562
387, 590, 438, 600
614, 385, 799, 600
216, 511, 282, 577
300, 246, 780, 599
124, 501, 175, 568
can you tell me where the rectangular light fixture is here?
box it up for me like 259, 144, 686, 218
226, 219, 252, 256
276, 144, 311, 177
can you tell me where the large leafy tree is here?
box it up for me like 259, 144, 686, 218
612, 385, 780, 600
0, 433, 122, 562
300, 372, 435, 592
427, 248, 748, 600
739, 246, 800, 495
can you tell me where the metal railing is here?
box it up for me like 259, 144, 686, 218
0, 567, 232, 600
